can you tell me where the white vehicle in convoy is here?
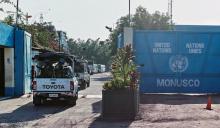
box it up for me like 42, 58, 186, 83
88, 65, 94, 75
32, 52, 78, 106
92, 64, 98, 74
98, 64, 106, 73
100, 65, 106, 72
88, 61, 94, 75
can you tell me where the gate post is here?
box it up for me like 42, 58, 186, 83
124, 27, 133, 48
4, 48, 15, 96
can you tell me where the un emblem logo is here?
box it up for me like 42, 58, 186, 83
169, 55, 188, 73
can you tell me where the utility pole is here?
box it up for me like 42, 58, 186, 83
129, 0, 131, 27
168, 0, 173, 25
16, 0, 19, 26
40, 13, 44, 24
170, 0, 173, 25
58, 32, 61, 52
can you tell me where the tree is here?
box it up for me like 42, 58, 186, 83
3, 15, 14, 25
68, 38, 112, 66
108, 6, 172, 56
0, 0, 11, 6
1, 0, 23, 23
11, 22, 60, 51
133, 7, 170, 30
0, 0, 11, 12
1, 1, 60, 52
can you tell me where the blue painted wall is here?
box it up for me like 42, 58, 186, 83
175, 25, 220, 32
0, 22, 32, 96
118, 26, 220, 93
0, 22, 14, 47
14, 29, 25, 96
24, 32, 32, 94
14, 30, 32, 96
133, 30, 220, 93
5, 87, 14, 96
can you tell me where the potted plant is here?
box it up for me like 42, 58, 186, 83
102, 44, 139, 120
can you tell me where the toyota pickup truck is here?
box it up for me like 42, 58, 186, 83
32, 52, 78, 106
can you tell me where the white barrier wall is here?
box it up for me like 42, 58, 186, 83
123, 27, 133, 47
4, 48, 14, 96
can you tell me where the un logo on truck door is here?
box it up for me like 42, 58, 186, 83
169, 55, 188, 73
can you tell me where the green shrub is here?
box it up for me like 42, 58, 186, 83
103, 44, 139, 90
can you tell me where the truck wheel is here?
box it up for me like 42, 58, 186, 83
68, 97, 76, 106
82, 81, 87, 89
87, 82, 90, 87
75, 91, 78, 100
33, 96, 41, 106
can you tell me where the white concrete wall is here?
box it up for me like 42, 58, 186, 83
4, 48, 14, 88
124, 27, 133, 47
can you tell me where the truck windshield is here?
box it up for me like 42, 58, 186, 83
35, 60, 74, 78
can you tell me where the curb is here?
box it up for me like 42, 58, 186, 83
21, 93, 32, 98
78, 94, 102, 99
0, 97, 11, 101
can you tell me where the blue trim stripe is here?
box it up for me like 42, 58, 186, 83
5, 87, 14, 96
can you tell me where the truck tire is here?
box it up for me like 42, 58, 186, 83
75, 91, 78, 100
33, 96, 41, 106
87, 81, 90, 87
68, 97, 76, 106
81, 81, 87, 90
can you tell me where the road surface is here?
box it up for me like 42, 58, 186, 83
0, 72, 112, 128
1, 72, 220, 128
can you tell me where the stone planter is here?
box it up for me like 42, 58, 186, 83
102, 88, 139, 120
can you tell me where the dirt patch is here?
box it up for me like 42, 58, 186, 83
132, 94, 220, 128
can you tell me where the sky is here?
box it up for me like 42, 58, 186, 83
1, 0, 220, 40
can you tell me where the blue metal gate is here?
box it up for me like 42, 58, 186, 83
134, 30, 220, 93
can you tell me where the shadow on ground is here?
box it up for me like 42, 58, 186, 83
88, 100, 133, 128
140, 93, 220, 105
88, 118, 132, 128
88, 94, 220, 127
0, 100, 72, 124
92, 76, 112, 82
91, 100, 101, 113
0, 97, 12, 101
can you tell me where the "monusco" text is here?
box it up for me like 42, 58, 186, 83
157, 79, 200, 87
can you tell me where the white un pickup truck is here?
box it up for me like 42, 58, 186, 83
32, 52, 78, 106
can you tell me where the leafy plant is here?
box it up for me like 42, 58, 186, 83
3, 15, 14, 25
103, 44, 139, 90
